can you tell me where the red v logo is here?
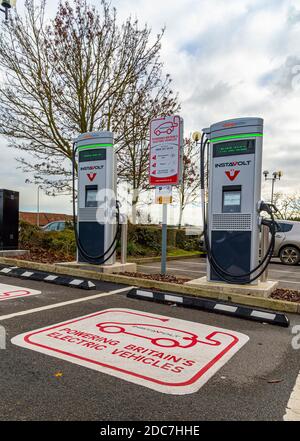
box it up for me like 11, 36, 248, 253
87, 173, 97, 182
225, 170, 240, 181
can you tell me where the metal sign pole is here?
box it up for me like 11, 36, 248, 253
161, 203, 168, 275
121, 222, 128, 264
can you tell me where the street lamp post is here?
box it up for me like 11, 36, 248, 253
37, 185, 42, 227
263, 170, 283, 204
0, 1, 16, 21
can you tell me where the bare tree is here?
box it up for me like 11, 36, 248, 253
272, 192, 300, 219
175, 137, 200, 227
0, 0, 172, 194
117, 73, 179, 223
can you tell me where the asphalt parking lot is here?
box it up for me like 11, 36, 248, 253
138, 257, 300, 290
0, 273, 299, 421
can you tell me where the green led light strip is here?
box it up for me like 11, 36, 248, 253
211, 133, 263, 142
78, 143, 113, 150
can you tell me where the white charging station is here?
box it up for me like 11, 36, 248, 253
207, 118, 263, 283
75, 131, 116, 265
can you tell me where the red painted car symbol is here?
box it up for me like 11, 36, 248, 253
154, 119, 178, 136
95, 321, 224, 349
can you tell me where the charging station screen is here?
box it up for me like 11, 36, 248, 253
223, 191, 241, 213
86, 186, 98, 207
213, 140, 255, 158
79, 149, 106, 162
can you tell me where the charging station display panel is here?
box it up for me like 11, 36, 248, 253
78, 148, 107, 210
79, 149, 106, 162
85, 185, 98, 207
222, 186, 241, 213
213, 140, 255, 158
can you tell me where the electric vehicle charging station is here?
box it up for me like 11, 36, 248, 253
73, 131, 118, 265
200, 117, 278, 286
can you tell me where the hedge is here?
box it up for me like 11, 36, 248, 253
19, 220, 201, 257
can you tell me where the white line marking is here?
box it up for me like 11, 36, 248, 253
250, 310, 276, 320
136, 290, 154, 298
214, 304, 237, 313
284, 371, 300, 420
138, 265, 205, 275
0, 286, 134, 322
269, 269, 300, 275
277, 280, 300, 285
164, 294, 183, 303
139, 263, 300, 276
165, 261, 207, 267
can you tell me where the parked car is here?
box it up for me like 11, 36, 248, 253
41, 220, 73, 232
273, 220, 300, 265
198, 220, 300, 265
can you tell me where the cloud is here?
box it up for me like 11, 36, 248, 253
287, 5, 300, 25
259, 55, 300, 93
1, 0, 300, 220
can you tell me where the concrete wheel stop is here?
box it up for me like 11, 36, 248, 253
127, 287, 290, 327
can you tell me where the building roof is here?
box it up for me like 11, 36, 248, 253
20, 212, 73, 226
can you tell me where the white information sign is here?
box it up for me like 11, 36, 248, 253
155, 185, 172, 204
149, 115, 182, 186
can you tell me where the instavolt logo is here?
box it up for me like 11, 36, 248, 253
215, 160, 251, 168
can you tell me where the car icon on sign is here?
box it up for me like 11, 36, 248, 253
154, 119, 178, 136
95, 321, 223, 349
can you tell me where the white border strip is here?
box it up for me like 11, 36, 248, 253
250, 310, 276, 320
164, 294, 183, 303
0, 286, 134, 321
214, 304, 237, 313
136, 290, 154, 298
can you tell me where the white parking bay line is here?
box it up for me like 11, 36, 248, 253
269, 268, 300, 275
138, 265, 205, 275
0, 286, 134, 322
277, 280, 300, 285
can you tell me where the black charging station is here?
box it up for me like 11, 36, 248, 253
0, 189, 19, 250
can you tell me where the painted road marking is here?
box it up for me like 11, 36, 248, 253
0, 287, 133, 321
12, 308, 249, 395
284, 370, 300, 421
0, 283, 41, 302
138, 265, 204, 275
139, 263, 300, 276
277, 280, 300, 285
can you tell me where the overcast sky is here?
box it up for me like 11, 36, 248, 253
1, 0, 300, 221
